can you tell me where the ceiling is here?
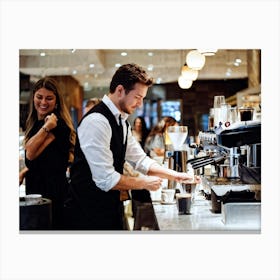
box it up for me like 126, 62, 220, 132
19, 49, 249, 91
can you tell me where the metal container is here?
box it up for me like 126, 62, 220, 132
218, 164, 239, 178
20, 198, 52, 230
222, 202, 261, 229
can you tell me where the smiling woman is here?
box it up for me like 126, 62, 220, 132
33, 88, 57, 120
20, 77, 76, 230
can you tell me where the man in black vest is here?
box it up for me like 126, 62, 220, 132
64, 63, 198, 230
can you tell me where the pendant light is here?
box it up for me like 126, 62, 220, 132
197, 49, 218, 56
178, 75, 193, 89
181, 63, 198, 80
186, 50, 206, 70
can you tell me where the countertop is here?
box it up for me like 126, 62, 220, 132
152, 192, 261, 233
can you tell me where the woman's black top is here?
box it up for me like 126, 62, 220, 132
25, 118, 71, 229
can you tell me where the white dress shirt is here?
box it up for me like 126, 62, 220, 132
77, 95, 156, 192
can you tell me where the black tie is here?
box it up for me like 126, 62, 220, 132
119, 114, 124, 144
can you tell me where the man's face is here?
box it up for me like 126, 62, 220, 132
119, 83, 148, 114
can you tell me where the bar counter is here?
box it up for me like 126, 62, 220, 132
152, 192, 261, 232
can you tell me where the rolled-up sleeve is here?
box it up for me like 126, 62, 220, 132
77, 113, 121, 192
125, 128, 157, 174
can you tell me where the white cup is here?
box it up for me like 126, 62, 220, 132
150, 186, 162, 201
161, 189, 175, 203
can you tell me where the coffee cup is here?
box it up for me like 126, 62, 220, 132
176, 193, 192, 214
150, 186, 162, 201
161, 189, 175, 203
238, 107, 254, 122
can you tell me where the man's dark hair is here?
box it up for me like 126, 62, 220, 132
109, 63, 153, 94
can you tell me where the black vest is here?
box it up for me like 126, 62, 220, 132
67, 101, 128, 230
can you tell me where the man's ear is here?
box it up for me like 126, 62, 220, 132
116, 85, 124, 97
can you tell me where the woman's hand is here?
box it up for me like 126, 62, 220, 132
25, 113, 57, 161
19, 167, 28, 185
44, 113, 58, 131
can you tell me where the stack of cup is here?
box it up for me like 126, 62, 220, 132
220, 103, 231, 126
213, 96, 234, 129
213, 95, 225, 128
228, 107, 238, 126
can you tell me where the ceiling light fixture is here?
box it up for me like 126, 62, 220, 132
156, 77, 162, 84
121, 52, 127, 56
225, 68, 232, 77
181, 63, 198, 81
234, 58, 242, 66
147, 64, 154, 71
186, 50, 206, 70
197, 49, 218, 56
178, 75, 193, 89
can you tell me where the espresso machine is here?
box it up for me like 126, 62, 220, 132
186, 120, 262, 216
188, 120, 261, 183
215, 120, 261, 183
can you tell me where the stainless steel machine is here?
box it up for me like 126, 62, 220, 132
189, 120, 261, 216
189, 120, 261, 183
165, 126, 189, 189
215, 120, 261, 183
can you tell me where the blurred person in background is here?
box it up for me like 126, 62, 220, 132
20, 77, 76, 229
144, 116, 178, 159
84, 97, 102, 115
131, 116, 150, 149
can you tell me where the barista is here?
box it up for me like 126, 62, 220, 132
64, 63, 199, 230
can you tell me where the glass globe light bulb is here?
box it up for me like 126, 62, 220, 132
178, 75, 193, 89
186, 50, 206, 70
181, 64, 199, 80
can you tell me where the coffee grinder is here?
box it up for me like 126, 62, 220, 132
165, 126, 189, 190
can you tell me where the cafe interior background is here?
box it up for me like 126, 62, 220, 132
2, 0, 279, 279
19, 49, 261, 138
18, 49, 262, 231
